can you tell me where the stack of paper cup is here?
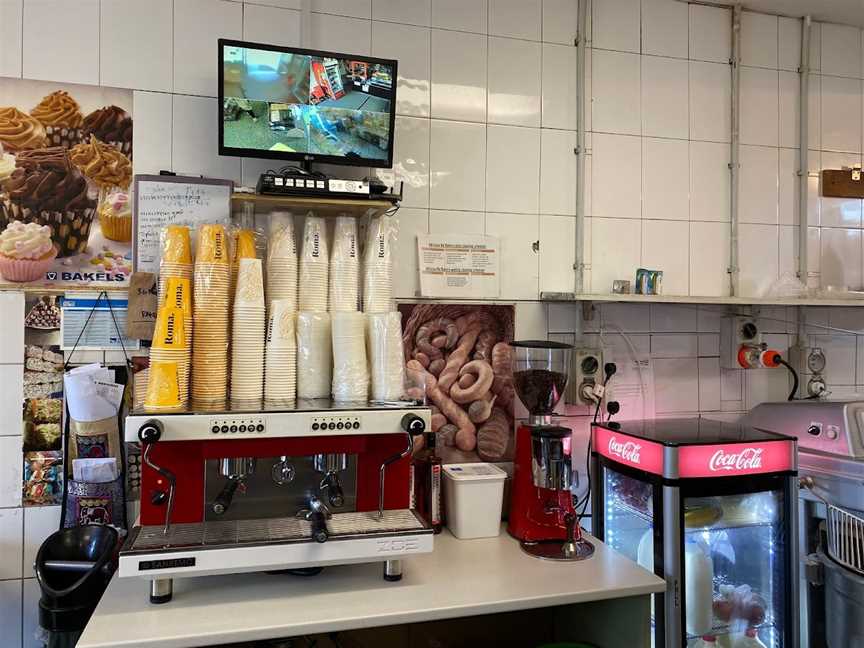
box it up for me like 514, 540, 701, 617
191, 224, 231, 406
363, 215, 397, 313
158, 225, 193, 307
296, 311, 332, 399
366, 312, 405, 401
298, 215, 329, 312
267, 214, 298, 310
160, 276, 193, 405
231, 229, 258, 295
147, 306, 187, 411
329, 216, 359, 311
231, 258, 266, 403
264, 299, 297, 403
331, 311, 368, 402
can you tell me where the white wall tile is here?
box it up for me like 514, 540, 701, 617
778, 17, 801, 73
375, 116, 429, 208
721, 367, 743, 401
173, 0, 241, 96
309, 12, 371, 54
641, 56, 689, 139
777, 225, 801, 292
172, 95, 241, 183
697, 305, 723, 333
698, 333, 720, 356
740, 66, 779, 147
540, 129, 576, 216
641, 0, 688, 59
542, 0, 578, 45
0, 507, 22, 579
690, 141, 730, 222
392, 208, 427, 299
821, 152, 863, 227
698, 357, 722, 411
22, 577, 38, 648
515, 302, 548, 339
486, 125, 541, 214
739, 224, 779, 297
489, 0, 541, 41
132, 91, 172, 177
651, 303, 697, 332
0, 0, 23, 78
689, 61, 731, 143
689, 4, 730, 64
821, 75, 863, 154
740, 12, 778, 69
0, 292, 24, 363
821, 228, 863, 290
429, 209, 484, 234
654, 358, 699, 413
373, 0, 430, 26
540, 214, 575, 294
0, 435, 22, 507
429, 120, 486, 211
22, 0, 98, 85
815, 334, 857, 384
548, 302, 578, 333
590, 218, 641, 293
0, 365, 23, 437
690, 221, 730, 297
779, 71, 820, 150
745, 367, 790, 408
779, 148, 798, 226
642, 220, 688, 295
22, 505, 59, 578
592, 50, 641, 135
245, 0, 300, 7
651, 333, 697, 358
542, 43, 577, 130
243, 4, 301, 48
487, 213, 539, 298
638, 164, 677, 236
602, 303, 651, 333
0, 580, 22, 648
488, 37, 541, 127
591, 133, 641, 219
821, 24, 862, 78
100, 0, 173, 92
431, 0, 487, 34
739, 145, 779, 225
311, 0, 370, 18
430, 29, 487, 122
372, 21, 430, 118
592, 0, 640, 53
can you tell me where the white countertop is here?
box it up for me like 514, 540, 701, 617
78, 527, 664, 648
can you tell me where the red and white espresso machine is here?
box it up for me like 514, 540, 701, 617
120, 401, 433, 603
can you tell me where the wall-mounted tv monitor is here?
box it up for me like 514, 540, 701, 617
218, 39, 398, 169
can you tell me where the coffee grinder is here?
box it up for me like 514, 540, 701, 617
507, 340, 594, 561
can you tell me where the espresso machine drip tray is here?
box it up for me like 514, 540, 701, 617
126, 509, 427, 552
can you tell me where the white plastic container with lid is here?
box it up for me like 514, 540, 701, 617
442, 463, 507, 539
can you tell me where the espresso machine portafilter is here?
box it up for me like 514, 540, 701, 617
212, 457, 257, 516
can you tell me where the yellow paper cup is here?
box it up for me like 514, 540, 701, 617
196, 224, 229, 264
153, 306, 187, 350
145, 360, 181, 409
235, 229, 258, 261
162, 225, 193, 263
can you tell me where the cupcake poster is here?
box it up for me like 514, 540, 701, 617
0, 78, 133, 287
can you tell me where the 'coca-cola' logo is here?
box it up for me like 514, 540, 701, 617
708, 447, 763, 471
608, 436, 642, 464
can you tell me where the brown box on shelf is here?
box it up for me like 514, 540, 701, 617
822, 168, 864, 199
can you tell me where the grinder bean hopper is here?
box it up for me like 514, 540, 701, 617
507, 340, 594, 561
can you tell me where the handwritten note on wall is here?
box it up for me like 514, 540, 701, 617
133, 175, 233, 273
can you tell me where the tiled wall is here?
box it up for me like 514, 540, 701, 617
585, 0, 864, 298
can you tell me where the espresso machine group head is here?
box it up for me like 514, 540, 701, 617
120, 402, 434, 603
507, 340, 594, 561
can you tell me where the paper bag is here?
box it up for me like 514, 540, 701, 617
127, 272, 157, 340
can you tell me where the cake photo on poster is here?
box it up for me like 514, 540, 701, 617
0, 78, 133, 287
399, 303, 516, 464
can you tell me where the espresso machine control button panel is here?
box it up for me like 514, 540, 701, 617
310, 415, 361, 432
209, 417, 266, 435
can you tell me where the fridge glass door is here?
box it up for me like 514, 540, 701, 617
682, 489, 786, 648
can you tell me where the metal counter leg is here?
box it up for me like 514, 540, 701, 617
150, 578, 173, 604
383, 559, 402, 582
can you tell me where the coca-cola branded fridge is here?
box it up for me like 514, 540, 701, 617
591, 418, 798, 648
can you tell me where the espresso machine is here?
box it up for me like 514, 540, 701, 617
120, 400, 433, 603
507, 340, 594, 561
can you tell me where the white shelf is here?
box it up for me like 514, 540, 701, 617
544, 293, 864, 307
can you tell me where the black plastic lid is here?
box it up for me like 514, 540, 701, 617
510, 339, 573, 350
530, 425, 572, 438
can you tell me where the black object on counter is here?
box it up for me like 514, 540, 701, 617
35, 524, 118, 646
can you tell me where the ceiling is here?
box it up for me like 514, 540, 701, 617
711, 0, 864, 27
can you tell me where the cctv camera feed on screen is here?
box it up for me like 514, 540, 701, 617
222, 44, 395, 163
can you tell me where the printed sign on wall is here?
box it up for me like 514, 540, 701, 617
0, 78, 133, 287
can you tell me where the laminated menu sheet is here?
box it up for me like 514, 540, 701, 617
61, 291, 140, 351
133, 175, 234, 273
417, 234, 500, 298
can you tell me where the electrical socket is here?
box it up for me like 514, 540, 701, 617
720, 316, 762, 369
567, 348, 603, 405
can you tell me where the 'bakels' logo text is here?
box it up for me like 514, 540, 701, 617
708, 447, 763, 472
608, 436, 641, 464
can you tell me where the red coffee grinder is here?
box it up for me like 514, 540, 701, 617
508, 340, 594, 561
